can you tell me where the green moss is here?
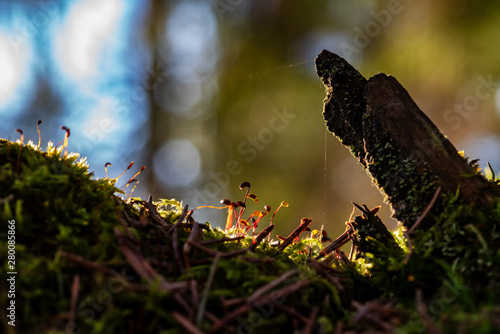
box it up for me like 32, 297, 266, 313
3, 135, 500, 333
0, 138, 343, 333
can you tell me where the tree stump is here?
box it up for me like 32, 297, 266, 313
315, 50, 496, 229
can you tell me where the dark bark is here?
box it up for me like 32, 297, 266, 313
315, 50, 495, 228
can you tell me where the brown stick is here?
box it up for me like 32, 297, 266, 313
188, 240, 248, 259
408, 186, 442, 235
248, 224, 274, 252
301, 306, 320, 334
315, 225, 352, 260
208, 279, 310, 333
278, 218, 312, 251
115, 228, 186, 291
183, 222, 202, 269
415, 289, 442, 334
315, 50, 496, 229
173, 312, 205, 334
69, 274, 80, 325
60, 251, 114, 275
199, 236, 245, 245
247, 269, 298, 303
308, 258, 344, 292
147, 194, 168, 227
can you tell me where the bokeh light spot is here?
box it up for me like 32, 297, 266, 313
52, 0, 124, 86
0, 30, 33, 111
154, 139, 201, 188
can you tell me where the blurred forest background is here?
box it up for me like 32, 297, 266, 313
1, 0, 500, 237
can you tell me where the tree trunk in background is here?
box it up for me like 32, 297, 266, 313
145, 0, 168, 196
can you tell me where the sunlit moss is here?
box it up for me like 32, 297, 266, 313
0, 138, 343, 333
3, 135, 500, 333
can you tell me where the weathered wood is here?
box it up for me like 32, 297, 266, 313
315, 49, 495, 228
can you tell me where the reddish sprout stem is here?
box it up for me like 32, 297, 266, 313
270, 201, 289, 225
234, 201, 245, 229
129, 166, 146, 181
115, 161, 134, 181
104, 162, 112, 178
225, 204, 235, 230
232, 205, 240, 230
124, 166, 145, 191
251, 206, 270, 243
36, 120, 42, 149
237, 181, 251, 223
194, 205, 228, 210
16, 129, 23, 144
61, 126, 70, 157
126, 179, 139, 200
218, 199, 234, 231
268, 201, 289, 242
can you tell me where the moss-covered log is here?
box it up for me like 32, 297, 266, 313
315, 50, 497, 228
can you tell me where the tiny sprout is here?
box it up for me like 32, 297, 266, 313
247, 193, 259, 203
225, 201, 236, 230
126, 179, 139, 200
16, 129, 23, 143
252, 210, 263, 218
104, 162, 112, 178
249, 209, 269, 243
269, 200, 289, 225
61, 126, 71, 137
125, 178, 137, 186
237, 181, 252, 222
36, 120, 42, 148
194, 204, 228, 210
61, 126, 70, 157
123, 166, 146, 200
220, 199, 231, 205
239, 181, 251, 189
115, 161, 134, 181
126, 166, 146, 186
268, 200, 289, 242
53, 125, 71, 158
